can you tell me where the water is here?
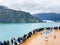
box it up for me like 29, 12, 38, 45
0, 22, 60, 41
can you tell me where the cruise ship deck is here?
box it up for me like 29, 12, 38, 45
22, 29, 60, 45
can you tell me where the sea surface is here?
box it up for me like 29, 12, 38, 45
0, 22, 60, 41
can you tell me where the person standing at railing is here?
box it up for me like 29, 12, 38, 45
0, 41, 3, 45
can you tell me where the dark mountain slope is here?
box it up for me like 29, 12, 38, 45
0, 6, 42, 23
33, 13, 60, 21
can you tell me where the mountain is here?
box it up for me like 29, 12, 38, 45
33, 13, 60, 22
0, 6, 42, 23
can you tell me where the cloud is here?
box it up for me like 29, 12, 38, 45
0, 0, 60, 14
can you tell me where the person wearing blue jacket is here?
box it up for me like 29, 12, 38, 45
0, 41, 3, 45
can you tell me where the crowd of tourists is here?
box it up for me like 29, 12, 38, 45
0, 26, 60, 45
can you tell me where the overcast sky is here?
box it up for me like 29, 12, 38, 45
0, 0, 60, 14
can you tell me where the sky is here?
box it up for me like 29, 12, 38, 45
0, 0, 60, 14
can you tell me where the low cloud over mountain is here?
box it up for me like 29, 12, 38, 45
0, 0, 60, 14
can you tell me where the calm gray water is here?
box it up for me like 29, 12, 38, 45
0, 22, 60, 41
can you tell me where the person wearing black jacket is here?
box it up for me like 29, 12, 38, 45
3, 41, 7, 45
